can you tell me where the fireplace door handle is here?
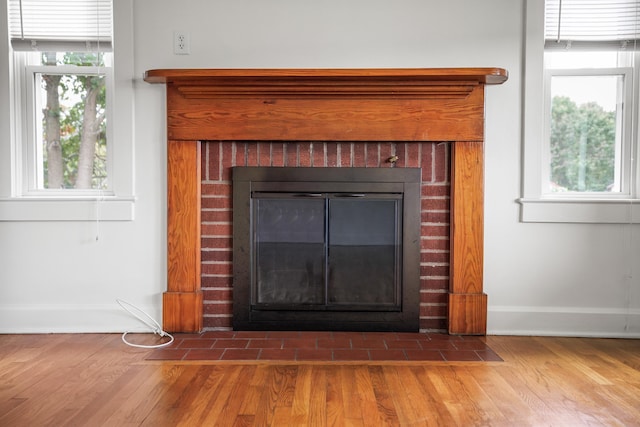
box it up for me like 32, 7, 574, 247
294, 193, 324, 198
334, 194, 366, 198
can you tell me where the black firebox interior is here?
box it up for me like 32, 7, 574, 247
232, 167, 421, 331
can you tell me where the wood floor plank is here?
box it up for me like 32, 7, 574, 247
290, 364, 312, 425
1, 334, 640, 426
307, 365, 328, 426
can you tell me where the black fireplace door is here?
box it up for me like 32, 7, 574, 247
232, 166, 421, 331
253, 193, 402, 311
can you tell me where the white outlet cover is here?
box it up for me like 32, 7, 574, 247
173, 31, 190, 55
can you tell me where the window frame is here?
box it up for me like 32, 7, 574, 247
520, 0, 640, 223
542, 67, 633, 197
25, 62, 114, 195
0, 0, 134, 221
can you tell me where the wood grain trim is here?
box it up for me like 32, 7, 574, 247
166, 140, 201, 291
164, 84, 486, 142
143, 68, 508, 85
175, 82, 478, 99
449, 141, 486, 335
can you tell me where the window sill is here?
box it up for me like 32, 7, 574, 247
518, 198, 640, 224
0, 197, 135, 221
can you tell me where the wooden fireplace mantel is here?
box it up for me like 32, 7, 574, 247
144, 68, 507, 335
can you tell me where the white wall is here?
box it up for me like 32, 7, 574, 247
1, 0, 638, 336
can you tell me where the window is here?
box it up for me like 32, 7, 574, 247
0, 0, 134, 220
521, 0, 640, 223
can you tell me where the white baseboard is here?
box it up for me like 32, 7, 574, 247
488, 306, 640, 338
0, 303, 162, 333
2, 303, 639, 337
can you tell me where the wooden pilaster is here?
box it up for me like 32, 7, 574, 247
164, 139, 202, 332
449, 141, 487, 334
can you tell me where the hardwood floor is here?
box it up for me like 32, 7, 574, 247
1, 334, 639, 426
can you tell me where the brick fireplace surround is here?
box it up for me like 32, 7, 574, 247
144, 68, 508, 335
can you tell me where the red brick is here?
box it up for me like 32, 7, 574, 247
204, 302, 233, 315
201, 249, 232, 262
201, 276, 233, 287
434, 143, 449, 183
201, 237, 232, 249
420, 264, 449, 277
420, 291, 448, 304
296, 349, 333, 361
201, 183, 231, 197
201, 223, 232, 237
203, 316, 232, 329
312, 142, 325, 167
201, 144, 209, 180
420, 304, 448, 317
333, 349, 371, 361
421, 143, 433, 182
235, 142, 247, 166
259, 349, 297, 360
201, 197, 231, 209
420, 238, 450, 251
201, 210, 232, 222
353, 143, 365, 167
419, 318, 447, 332
423, 277, 449, 291
326, 142, 338, 167
421, 224, 449, 238
420, 197, 450, 211
247, 142, 258, 166
258, 142, 271, 166
221, 142, 234, 180
202, 262, 232, 276
421, 211, 449, 223
422, 184, 450, 197
379, 143, 393, 168
299, 143, 312, 166
366, 143, 379, 167
406, 143, 421, 168
286, 144, 297, 166
283, 338, 317, 349
339, 143, 352, 167
207, 142, 221, 182
203, 288, 232, 301
272, 143, 285, 166
420, 251, 449, 264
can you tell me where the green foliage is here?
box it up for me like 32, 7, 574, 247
550, 96, 617, 192
41, 52, 107, 189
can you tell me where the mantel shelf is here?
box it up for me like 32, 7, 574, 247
144, 67, 508, 85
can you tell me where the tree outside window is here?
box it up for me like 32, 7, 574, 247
38, 52, 108, 190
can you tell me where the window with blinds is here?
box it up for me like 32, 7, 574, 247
545, 0, 640, 49
8, 0, 112, 51
7, 0, 114, 192
541, 0, 638, 196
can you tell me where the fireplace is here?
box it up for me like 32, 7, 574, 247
232, 167, 421, 331
144, 68, 508, 335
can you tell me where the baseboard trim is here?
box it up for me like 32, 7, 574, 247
0, 303, 162, 333
488, 306, 640, 338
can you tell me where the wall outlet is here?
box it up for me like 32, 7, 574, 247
173, 31, 190, 55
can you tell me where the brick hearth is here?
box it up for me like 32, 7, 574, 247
200, 141, 450, 332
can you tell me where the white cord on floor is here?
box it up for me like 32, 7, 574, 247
116, 299, 174, 349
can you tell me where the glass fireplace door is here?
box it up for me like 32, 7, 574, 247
253, 193, 402, 311
328, 196, 401, 308
254, 197, 326, 306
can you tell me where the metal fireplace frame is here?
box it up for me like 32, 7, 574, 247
232, 166, 421, 331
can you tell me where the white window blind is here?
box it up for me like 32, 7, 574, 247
8, 0, 112, 51
545, 0, 640, 50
